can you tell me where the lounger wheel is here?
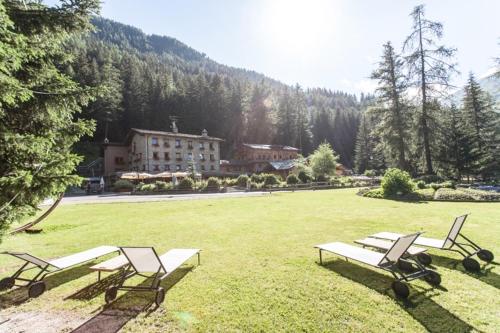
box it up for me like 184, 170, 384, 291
423, 270, 441, 286
462, 257, 480, 272
391, 281, 409, 299
28, 281, 46, 298
155, 287, 165, 306
417, 253, 432, 266
0, 277, 15, 291
477, 249, 494, 263
105, 286, 118, 304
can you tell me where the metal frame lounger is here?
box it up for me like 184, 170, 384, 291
369, 214, 494, 272
103, 247, 200, 307
315, 233, 441, 298
0, 245, 119, 298
354, 237, 432, 268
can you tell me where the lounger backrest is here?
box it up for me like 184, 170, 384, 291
378, 233, 420, 266
443, 214, 468, 248
3, 252, 58, 269
120, 247, 166, 273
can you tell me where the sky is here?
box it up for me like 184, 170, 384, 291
46, 0, 500, 95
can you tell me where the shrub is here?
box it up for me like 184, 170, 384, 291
207, 177, 221, 190
310, 142, 339, 178
434, 188, 475, 201
364, 169, 376, 177
430, 180, 456, 191
263, 174, 280, 187
330, 177, 341, 186
460, 188, 500, 201
140, 183, 156, 192
415, 174, 444, 184
236, 175, 249, 187
113, 179, 134, 191
381, 168, 415, 197
298, 170, 312, 183
250, 181, 260, 189
286, 174, 300, 185
154, 181, 172, 191
250, 174, 263, 183
416, 180, 426, 189
363, 188, 384, 199
178, 177, 194, 190
315, 174, 328, 182
415, 188, 436, 200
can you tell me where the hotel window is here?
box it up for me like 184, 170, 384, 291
164, 165, 170, 171
210, 165, 215, 170
201, 165, 206, 171
210, 154, 215, 161
132, 142, 136, 153
176, 152, 182, 161
209, 142, 214, 150
289, 155, 292, 159
115, 157, 125, 165
164, 140, 170, 148
188, 141, 193, 149
187, 152, 193, 160
153, 165, 160, 171
175, 139, 181, 148
152, 137, 159, 146
153, 152, 159, 160
164, 152, 170, 160
200, 153, 205, 161
176, 165, 181, 171
199, 142, 205, 150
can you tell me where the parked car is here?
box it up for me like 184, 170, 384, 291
83, 177, 104, 194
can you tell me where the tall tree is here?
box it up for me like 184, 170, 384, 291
0, 0, 99, 241
403, 4, 458, 174
245, 83, 273, 143
370, 42, 410, 170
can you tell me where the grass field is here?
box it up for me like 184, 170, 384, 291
0, 189, 499, 332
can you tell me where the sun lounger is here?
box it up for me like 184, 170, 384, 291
104, 247, 200, 306
370, 214, 494, 272
0, 246, 119, 298
354, 237, 432, 266
315, 233, 441, 298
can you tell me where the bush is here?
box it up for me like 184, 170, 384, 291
430, 180, 456, 191
315, 174, 328, 182
381, 168, 415, 197
113, 179, 134, 191
460, 188, 500, 201
178, 177, 194, 190
330, 177, 341, 186
434, 188, 475, 201
286, 174, 300, 185
416, 180, 426, 189
415, 174, 444, 184
250, 181, 260, 189
364, 169, 376, 177
207, 177, 221, 190
363, 188, 384, 199
140, 183, 156, 192
263, 174, 280, 187
236, 175, 249, 187
250, 174, 263, 183
415, 188, 436, 200
298, 170, 312, 183
154, 181, 172, 191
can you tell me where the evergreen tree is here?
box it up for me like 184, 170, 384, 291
0, 0, 99, 241
403, 4, 458, 174
354, 114, 380, 173
370, 42, 410, 171
245, 83, 273, 143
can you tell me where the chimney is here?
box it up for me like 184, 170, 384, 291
172, 120, 178, 133
202, 129, 208, 137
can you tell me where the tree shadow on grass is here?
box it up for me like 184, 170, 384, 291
65, 270, 127, 300
429, 253, 500, 290
0, 263, 96, 310
322, 259, 476, 333
70, 266, 193, 333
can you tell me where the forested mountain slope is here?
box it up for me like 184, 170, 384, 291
69, 17, 372, 166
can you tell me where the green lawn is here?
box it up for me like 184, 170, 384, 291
0, 189, 499, 332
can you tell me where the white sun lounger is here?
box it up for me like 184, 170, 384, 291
104, 247, 200, 307
315, 233, 441, 298
370, 214, 494, 271
0, 246, 119, 298
354, 237, 432, 266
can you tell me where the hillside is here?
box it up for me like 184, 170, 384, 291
69, 17, 370, 166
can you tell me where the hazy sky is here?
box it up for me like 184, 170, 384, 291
46, 0, 500, 94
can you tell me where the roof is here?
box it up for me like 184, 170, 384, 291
269, 159, 296, 170
242, 143, 299, 151
128, 128, 224, 142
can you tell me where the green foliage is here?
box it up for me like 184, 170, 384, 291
236, 175, 249, 187
315, 174, 328, 182
416, 180, 426, 189
0, 0, 99, 241
429, 181, 456, 191
154, 181, 172, 191
364, 169, 376, 177
309, 143, 339, 178
178, 177, 194, 190
250, 174, 264, 183
263, 174, 280, 187
363, 188, 384, 199
140, 183, 156, 192
113, 180, 134, 191
381, 168, 415, 197
286, 174, 300, 185
415, 188, 436, 200
297, 170, 312, 183
206, 177, 221, 189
